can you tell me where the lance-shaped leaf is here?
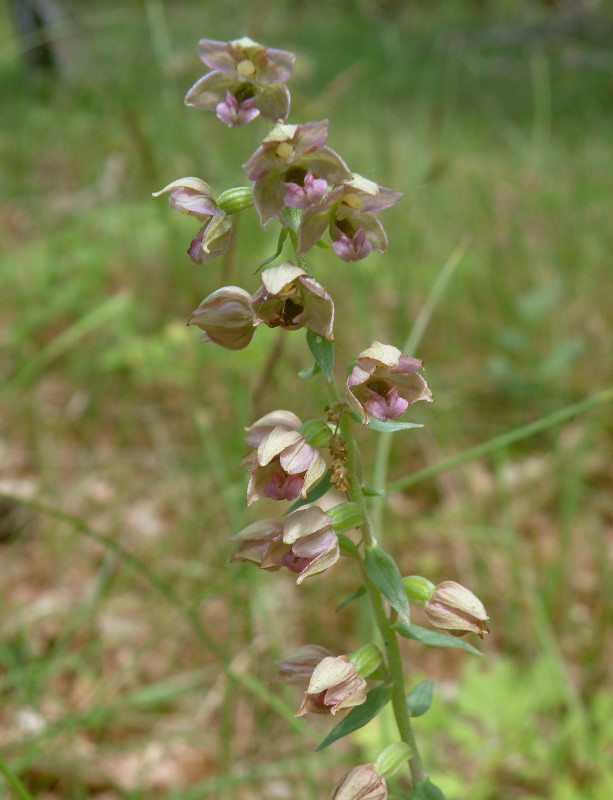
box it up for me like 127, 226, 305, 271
335, 585, 366, 611
316, 683, 391, 751
306, 328, 334, 382
366, 419, 424, 433
393, 622, 482, 656
406, 680, 433, 718
364, 546, 410, 623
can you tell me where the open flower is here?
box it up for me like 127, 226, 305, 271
184, 36, 295, 126
296, 655, 367, 716
251, 262, 334, 340
152, 177, 233, 263
231, 505, 339, 584
188, 287, 255, 349
243, 120, 352, 225
247, 427, 327, 504
298, 173, 401, 261
329, 765, 387, 800
346, 342, 433, 424
425, 581, 490, 638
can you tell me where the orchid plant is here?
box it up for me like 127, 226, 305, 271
155, 36, 489, 800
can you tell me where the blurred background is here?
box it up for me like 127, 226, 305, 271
1, 1, 612, 798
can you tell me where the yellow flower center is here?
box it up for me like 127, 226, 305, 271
237, 59, 256, 78
342, 193, 362, 210
276, 142, 295, 159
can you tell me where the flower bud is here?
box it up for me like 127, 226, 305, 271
346, 643, 383, 679
329, 764, 387, 800
373, 742, 412, 779
216, 186, 254, 215
188, 286, 255, 350
424, 580, 490, 638
296, 655, 366, 716
275, 645, 332, 684
403, 575, 436, 606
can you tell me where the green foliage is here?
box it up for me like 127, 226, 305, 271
364, 546, 411, 623
317, 684, 392, 751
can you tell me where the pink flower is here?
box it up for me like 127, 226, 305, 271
243, 120, 352, 225
298, 173, 401, 261
152, 177, 233, 263
231, 506, 339, 584
184, 36, 295, 127
251, 262, 334, 340
246, 427, 327, 504
346, 342, 433, 424
296, 655, 367, 716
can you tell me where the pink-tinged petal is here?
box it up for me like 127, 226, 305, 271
295, 538, 340, 584
285, 171, 328, 209
276, 645, 332, 683
280, 438, 317, 475
263, 470, 304, 501
329, 764, 387, 800
293, 120, 330, 153
197, 38, 239, 75
301, 146, 352, 184
331, 230, 373, 262
230, 518, 283, 543
184, 70, 235, 110
244, 410, 302, 448
216, 92, 260, 127
252, 44, 295, 84
301, 451, 327, 497
392, 371, 433, 405
152, 177, 217, 219
256, 427, 303, 466
254, 82, 291, 122
342, 174, 403, 213
298, 275, 334, 340
363, 386, 409, 422
230, 539, 274, 565
283, 506, 333, 544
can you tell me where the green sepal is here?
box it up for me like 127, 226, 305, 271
298, 362, 321, 380
393, 622, 482, 656
406, 680, 433, 717
315, 239, 332, 249
256, 226, 288, 273
328, 502, 366, 533
300, 419, 331, 448
337, 533, 360, 558
364, 546, 411, 623
367, 419, 424, 433
335, 584, 366, 611
306, 329, 334, 382
286, 472, 333, 513
409, 778, 446, 800
316, 684, 391, 751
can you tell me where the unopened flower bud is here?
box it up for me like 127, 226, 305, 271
347, 643, 382, 679
373, 742, 412, 779
425, 580, 490, 638
329, 764, 387, 800
275, 645, 332, 684
296, 655, 366, 716
188, 286, 255, 350
403, 575, 436, 606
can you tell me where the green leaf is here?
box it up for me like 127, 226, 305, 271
394, 622, 482, 655
364, 546, 410, 623
316, 684, 391, 751
306, 328, 334, 382
366, 419, 424, 433
406, 680, 433, 717
256, 227, 288, 272
409, 778, 446, 800
362, 485, 386, 497
335, 584, 366, 611
286, 472, 333, 513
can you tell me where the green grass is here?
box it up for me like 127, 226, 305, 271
1, 1, 611, 798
